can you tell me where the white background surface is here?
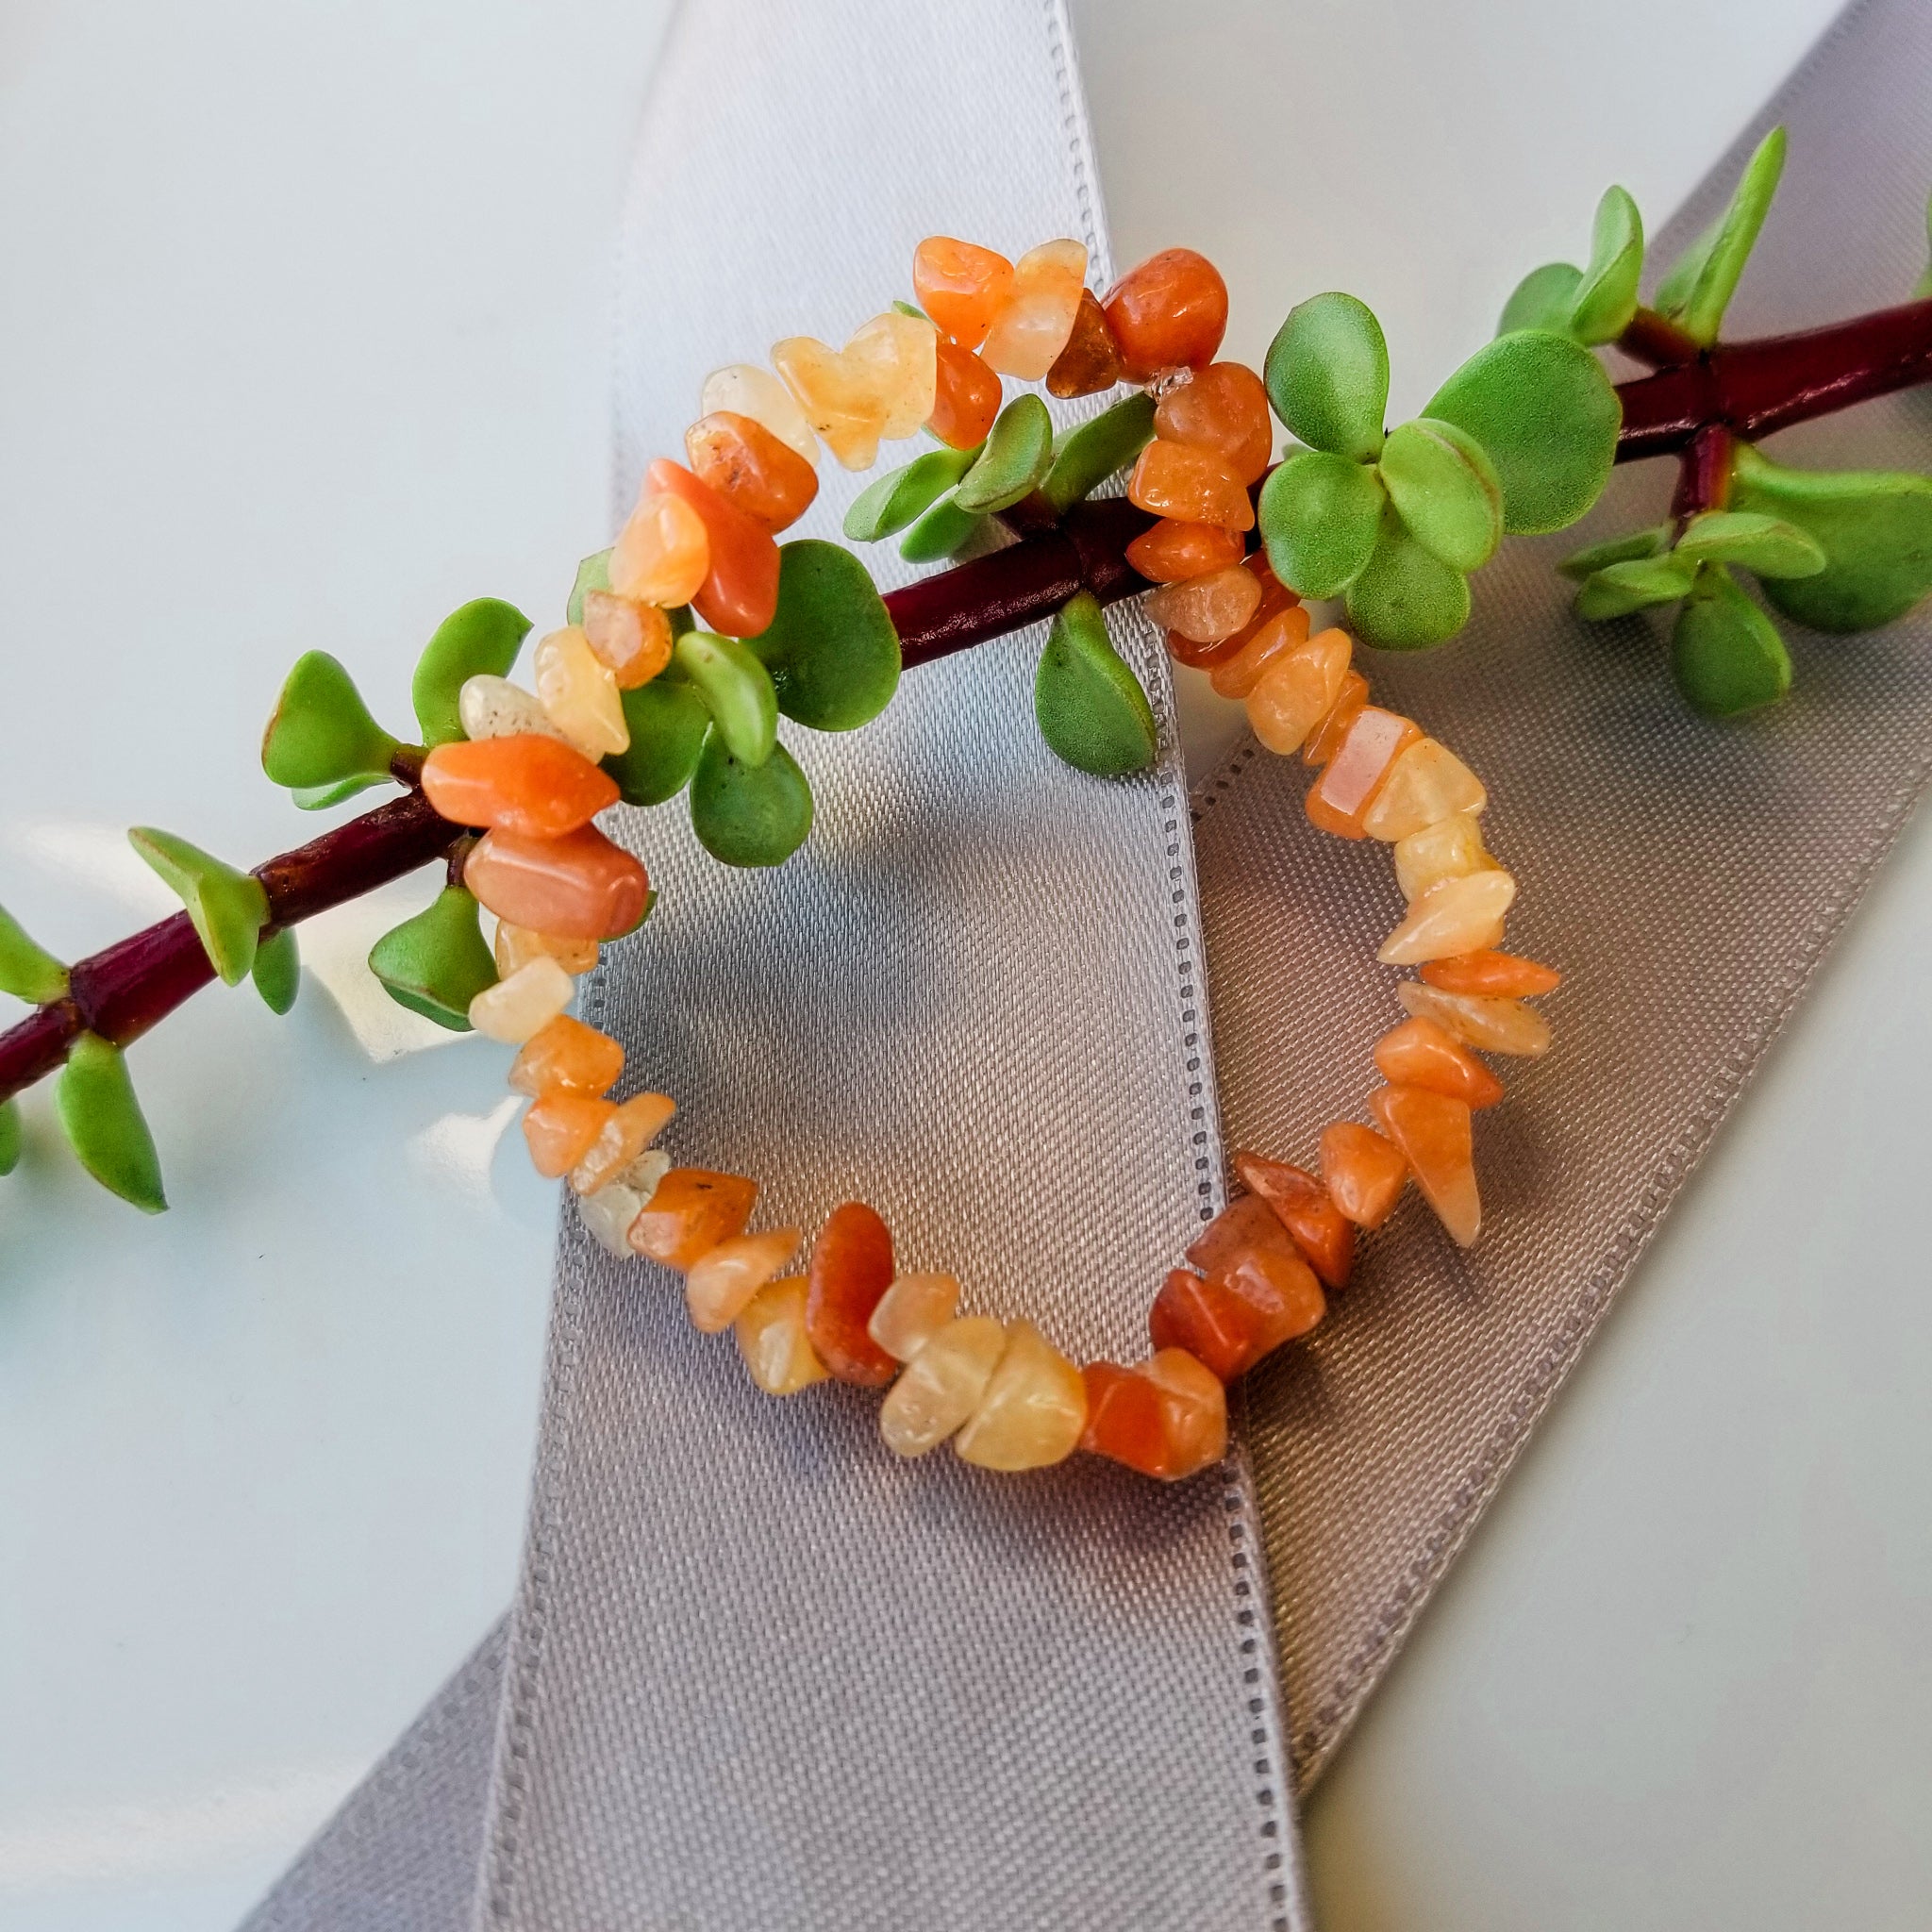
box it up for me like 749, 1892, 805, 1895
2, 2, 1926, 1928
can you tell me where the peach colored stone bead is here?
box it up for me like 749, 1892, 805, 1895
493, 923, 597, 977
878, 1315, 1008, 1457
1232, 1150, 1356, 1291
1392, 812, 1493, 902
980, 239, 1088, 381
1421, 949, 1562, 998
1124, 519, 1245, 584
508, 1014, 624, 1098
805, 1200, 899, 1387
772, 335, 888, 470
1306, 707, 1421, 839
609, 490, 710, 609
581, 590, 674, 691
847, 311, 941, 439
1101, 248, 1229, 382
1244, 628, 1354, 756
1318, 1122, 1408, 1229
867, 1272, 962, 1364
954, 1319, 1088, 1471
534, 625, 628, 758
1079, 1350, 1227, 1480
1396, 981, 1552, 1058
1182, 1196, 1327, 1360
523, 1091, 613, 1179
911, 236, 1015, 351
1127, 440, 1254, 531
1045, 289, 1124, 398
458, 675, 571, 746
687, 1226, 804, 1334
569, 1091, 676, 1196
927, 340, 1002, 450
578, 1178, 645, 1257
699, 363, 819, 466
422, 735, 619, 841
1154, 362, 1273, 485
684, 410, 820, 533
468, 955, 574, 1043
1171, 554, 1294, 672
1144, 562, 1263, 644
630, 1168, 758, 1270
1371, 1084, 1481, 1247
644, 458, 782, 639
1379, 869, 1517, 965
1362, 739, 1489, 841
466, 825, 650, 941
736, 1275, 830, 1396
1208, 605, 1312, 700
1373, 1016, 1505, 1110
1302, 670, 1369, 768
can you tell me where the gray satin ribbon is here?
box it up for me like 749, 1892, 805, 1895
242, 0, 1932, 1923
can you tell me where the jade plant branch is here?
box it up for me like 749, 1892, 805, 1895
5, 297, 1931, 1106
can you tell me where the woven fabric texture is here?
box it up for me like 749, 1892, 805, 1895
1199, 0, 1932, 1789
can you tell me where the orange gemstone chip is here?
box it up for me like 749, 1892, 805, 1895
912, 236, 1015, 351
805, 1200, 900, 1387
1125, 519, 1245, 585
1045, 289, 1124, 397
1306, 707, 1421, 839
522, 1092, 615, 1179
1370, 1085, 1481, 1247
927, 340, 1003, 450
1420, 949, 1562, 998
1127, 441, 1254, 530
581, 590, 674, 690
629, 1168, 758, 1271
1102, 247, 1229, 381
1232, 1152, 1356, 1291
1154, 362, 1273, 484
421, 734, 619, 841
1079, 1350, 1227, 1480
464, 825, 649, 941
684, 410, 820, 533
508, 1015, 625, 1099
1373, 1016, 1506, 1109
644, 458, 782, 639
1319, 1121, 1408, 1229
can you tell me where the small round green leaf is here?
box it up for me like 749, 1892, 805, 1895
127, 827, 270, 987
567, 549, 613, 627
1343, 510, 1472, 649
953, 394, 1055, 514
1574, 553, 1700, 620
899, 494, 986, 562
749, 540, 901, 732
603, 672, 712, 806
1498, 261, 1583, 337
0, 902, 68, 1005
1035, 591, 1158, 776
1654, 126, 1786, 346
1041, 391, 1158, 515
1257, 450, 1386, 598
1569, 185, 1644, 344
1263, 292, 1389, 462
1377, 417, 1503, 572
411, 598, 532, 747
252, 925, 301, 1015
261, 652, 402, 791
1672, 564, 1791, 715
1674, 509, 1825, 579
1425, 329, 1620, 534
688, 728, 814, 867
0, 1096, 20, 1177
844, 446, 981, 541
57, 1032, 166, 1213
367, 886, 497, 1031
1558, 525, 1671, 580
674, 629, 778, 767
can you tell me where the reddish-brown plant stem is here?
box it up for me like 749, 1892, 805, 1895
1670, 423, 1735, 525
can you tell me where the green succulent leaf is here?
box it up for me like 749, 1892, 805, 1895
1041, 391, 1158, 515
0, 1096, 19, 1177
674, 629, 779, 767
127, 827, 270, 988
411, 598, 532, 747
844, 446, 981, 541
367, 886, 497, 1031
1674, 509, 1825, 579
1035, 591, 1158, 776
1728, 442, 1932, 630
1672, 563, 1791, 715
1264, 291, 1390, 462
57, 1032, 166, 1213
251, 925, 301, 1015
261, 652, 402, 791
953, 394, 1056, 514
1574, 554, 1701, 620
567, 548, 613, 627
291, 774, 391, 811
603, 671, 712, 806
1343, 508, 1472, 649
1498, 261, 1584, 337
1569, 186, 1645, 344
1257, 450, 1386, 598
1654, 126, 1786, 345
1425, 328, 1620, 534
1557, 525, 1672, 579
748, 539, 902, 732
898, 493, 987, 562
688, 728, 814, 867
0, 902, 69, 1005
1377, 417, 1504, 572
